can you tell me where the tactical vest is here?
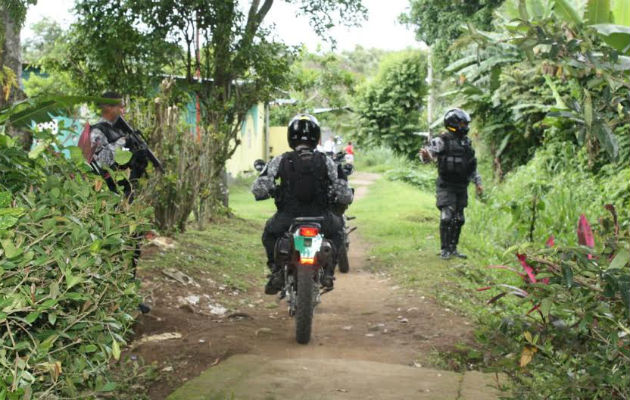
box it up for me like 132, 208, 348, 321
276, 150, 329, 213
437, 133, 477, 184
91, 121, 124, 144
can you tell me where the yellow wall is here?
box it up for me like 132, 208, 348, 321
226, 104, 266, 177
225, 107, 295, 177
268, 126, 291, 159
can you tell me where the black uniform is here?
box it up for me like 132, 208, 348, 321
425, 131, 481, 257
255, 148, 348, 272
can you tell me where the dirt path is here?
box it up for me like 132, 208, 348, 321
132, 173, 502, 399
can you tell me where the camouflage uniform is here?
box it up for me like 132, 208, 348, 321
252, 149, 353, 270
90, 119, 126, 168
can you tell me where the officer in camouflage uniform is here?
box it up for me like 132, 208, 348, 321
90, 92, 134, 198
420, 108, 483, 259
252, 114, 353, 294
91, 92, 150, 313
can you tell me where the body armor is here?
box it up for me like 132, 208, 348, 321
437, 132, 477, 184
276, 150, 329, 213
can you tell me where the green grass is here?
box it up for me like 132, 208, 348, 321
139, 180, 274, 294
349, 175, 511, 315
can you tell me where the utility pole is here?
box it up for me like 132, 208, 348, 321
427, 45, 434, 142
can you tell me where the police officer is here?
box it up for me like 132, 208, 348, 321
91, 91, 150, 313
252, 114, 353, 294
420, 109, 483, 259
91, 91, 149, 201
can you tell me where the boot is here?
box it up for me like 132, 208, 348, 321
265, 262, 284, 295
449, 222, 467, 259
439, 220, 452, 259
321, 266, 335, 289
138, 302, 151, 314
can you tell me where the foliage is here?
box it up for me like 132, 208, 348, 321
20, 18, 78, 97
0, 121, 152, 397
384, 163, 436, 191
0, 0, 37, 28
446, 0, 630, 177
354, 51, 428, 159
476, 215, 629, 399
399, 0, 504, 70
131, 79, 207, 233
68, 0, 366, 221
269, 49, 361, 132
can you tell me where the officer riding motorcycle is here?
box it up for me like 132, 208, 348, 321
252, 114, 353, 294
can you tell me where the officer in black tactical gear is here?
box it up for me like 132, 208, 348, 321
420, 108, 483, 260
252, 114, 353, 294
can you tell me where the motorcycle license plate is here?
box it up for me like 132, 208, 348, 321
293, 229, 322, 262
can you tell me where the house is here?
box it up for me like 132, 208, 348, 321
20, 66, 292, 177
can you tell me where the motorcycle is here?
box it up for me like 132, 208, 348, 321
253, 159, 335, 344
331, 151, 356, 274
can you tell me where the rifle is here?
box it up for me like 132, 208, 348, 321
113, 116, 165, 173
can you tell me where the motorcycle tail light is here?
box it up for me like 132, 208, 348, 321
300, 257, 315, 265
299, 227, 319, 237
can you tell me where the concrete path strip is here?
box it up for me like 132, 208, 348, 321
167, 354, 500, 400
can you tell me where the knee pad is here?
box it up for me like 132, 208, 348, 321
454, 209, 465, 226
318, 240, 334, 265
440, 206, 455, 223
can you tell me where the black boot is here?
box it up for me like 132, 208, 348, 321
450, 221, 467, 259
439, 220, 452, 259
265, 262, 284, 295
138, 303, 151, 314
321, 264, 335, 289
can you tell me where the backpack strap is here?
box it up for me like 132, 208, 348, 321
91, 121, 123, 143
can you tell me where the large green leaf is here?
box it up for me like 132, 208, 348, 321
586, 0, 612, 24
553, 0, 584, 24
592, 24, 630, 54
611, 0, 630, 26
593, 119, 620, 159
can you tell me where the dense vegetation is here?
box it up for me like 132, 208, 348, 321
1, 116, 151, 397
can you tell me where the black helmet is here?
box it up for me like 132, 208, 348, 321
444, 108, 471, 136
287, 114, 321, 149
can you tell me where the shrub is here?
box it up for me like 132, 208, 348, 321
477, 211, 629, 399
0, 128, 151, 398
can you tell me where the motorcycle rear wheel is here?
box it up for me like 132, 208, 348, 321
338, 244, 350, 273
295, 267, 315, 344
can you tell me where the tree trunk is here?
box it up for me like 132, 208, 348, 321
1, 8, 30, 148
1, 8, 25, 106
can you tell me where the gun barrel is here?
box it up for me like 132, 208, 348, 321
114, 116, 164, 173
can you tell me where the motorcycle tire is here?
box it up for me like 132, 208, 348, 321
338, 244, 350, 273
295, 267, 315, 344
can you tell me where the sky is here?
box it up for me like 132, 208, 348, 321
23, 0, 424, 52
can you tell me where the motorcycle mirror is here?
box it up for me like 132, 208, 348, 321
253, 159, 266, 172
343, 163, 354, 176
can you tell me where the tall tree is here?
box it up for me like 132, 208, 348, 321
1, 0, 36, 150
399, 0, 503, 71
355, 51, 428, 159
69, 0, 366, 217
0, 0, 36, 107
